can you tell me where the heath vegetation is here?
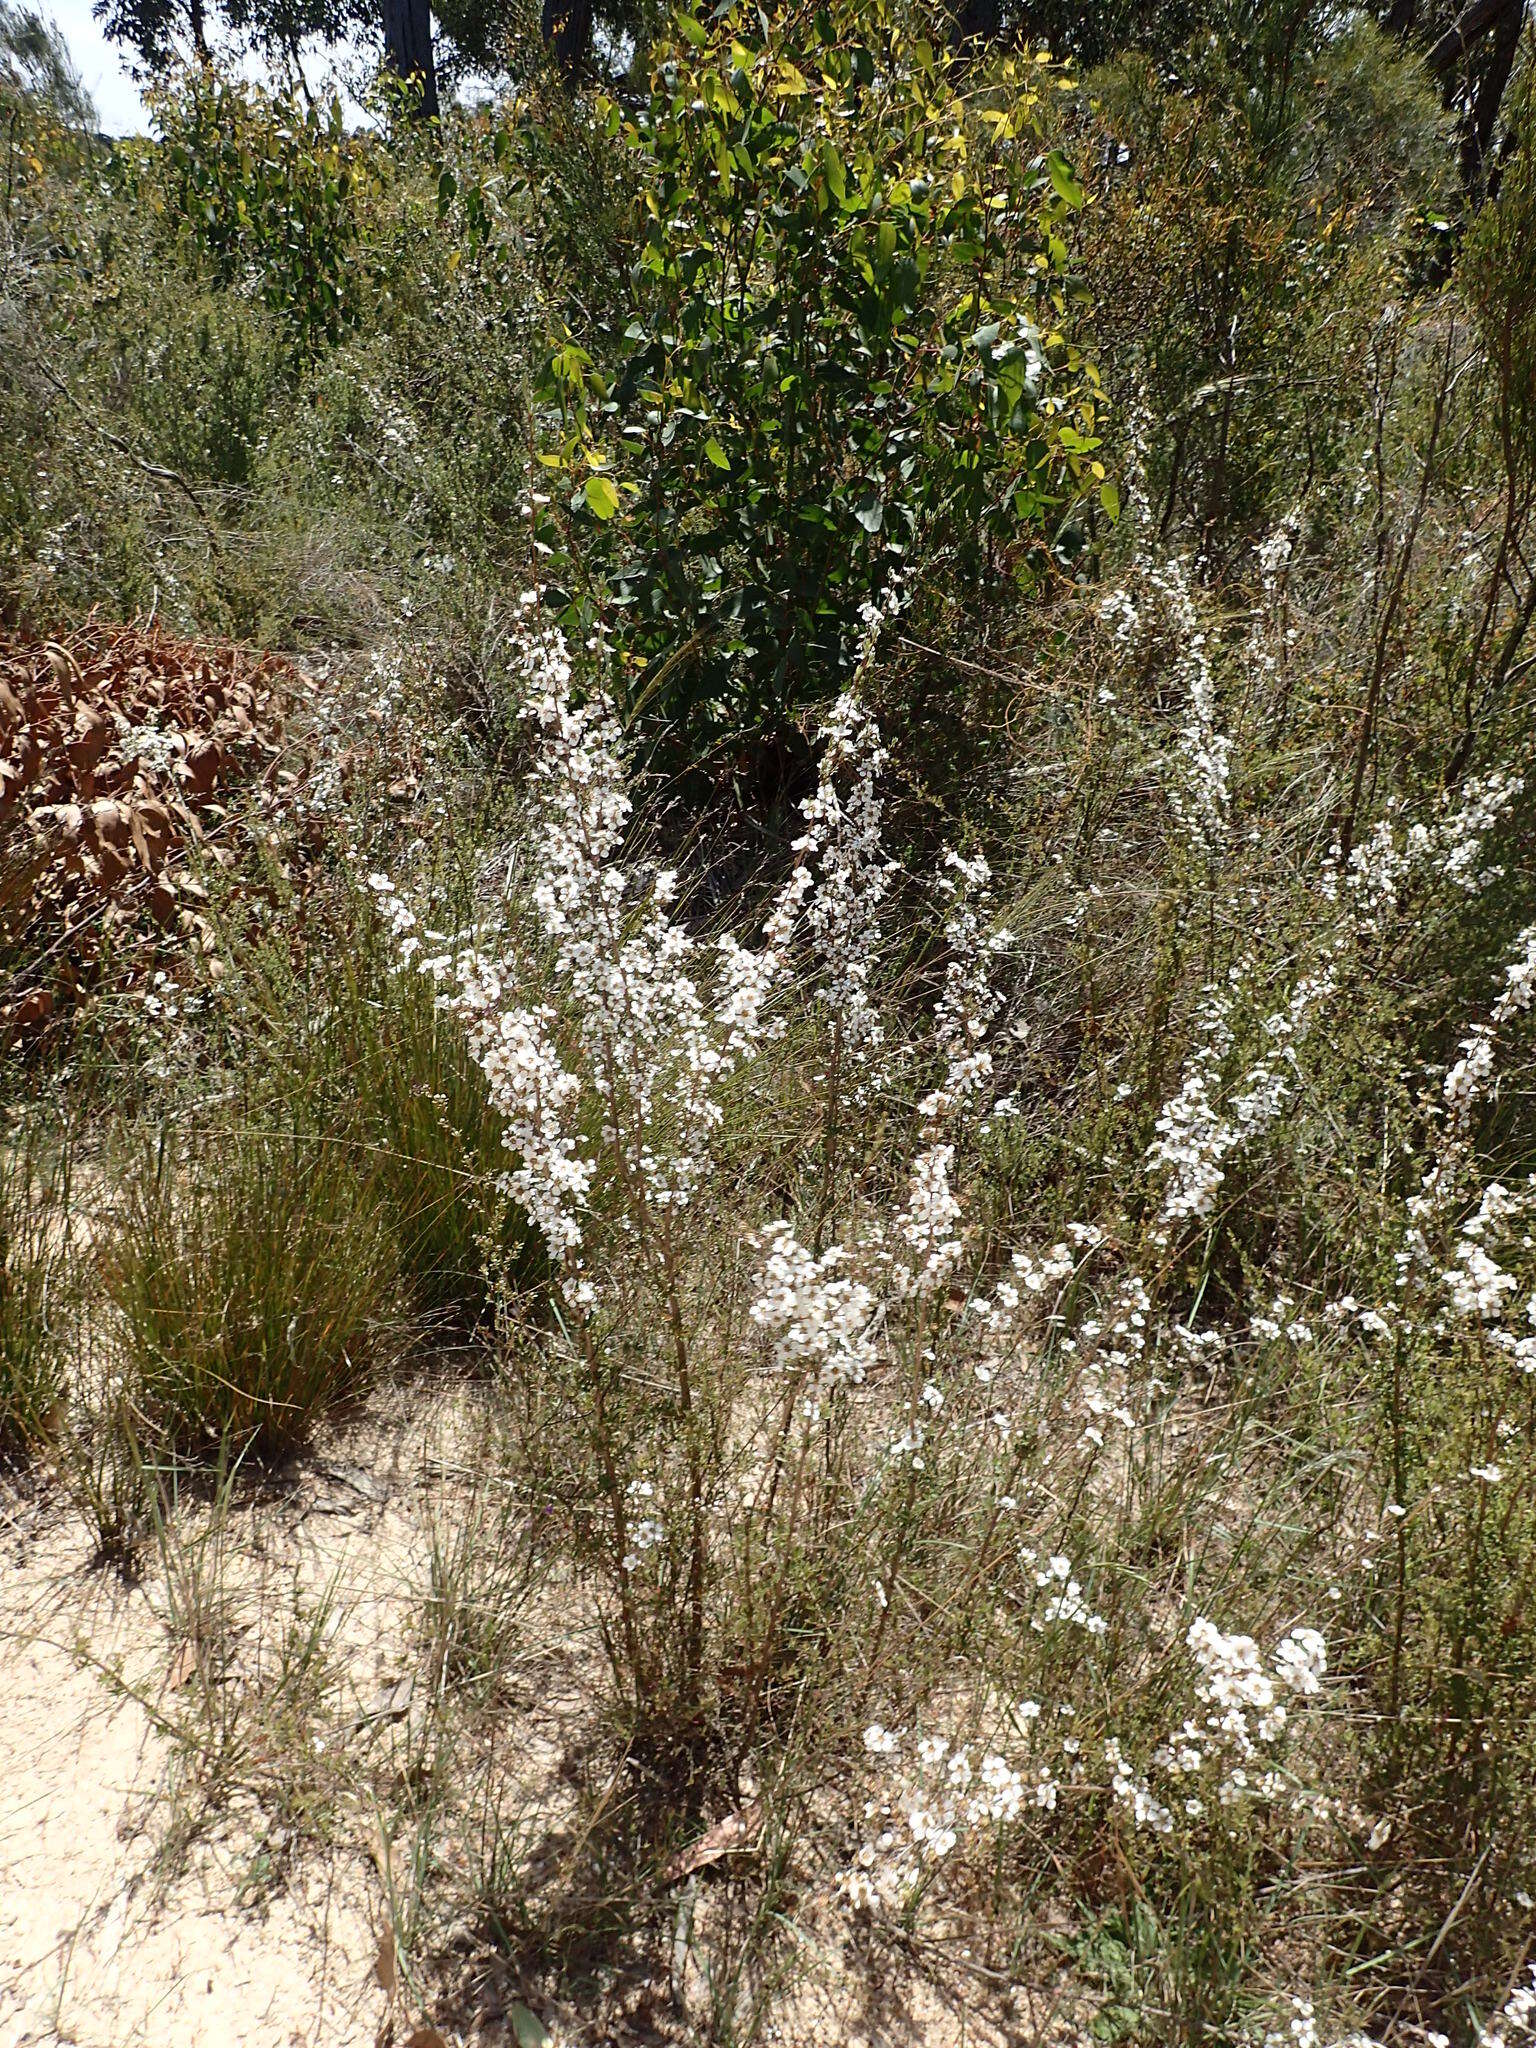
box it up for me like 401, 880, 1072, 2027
2, 0, 1536, 2039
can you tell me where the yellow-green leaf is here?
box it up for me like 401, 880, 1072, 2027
584, 475, 622, 520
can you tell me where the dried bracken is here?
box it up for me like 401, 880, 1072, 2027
0, 621, 294, 1037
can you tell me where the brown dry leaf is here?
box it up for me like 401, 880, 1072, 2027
374, 1926, 397, 1996
363, 1817, 394, 1884
404, 2029, 449, 2047
661, 1801, 763, 1883
167, 1639, 198, 1691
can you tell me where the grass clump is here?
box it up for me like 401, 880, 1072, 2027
103, 1124, 399, 1461
231, 881, 542, 1338
0, 1125, 68, 1455
320, 907, 539, 1334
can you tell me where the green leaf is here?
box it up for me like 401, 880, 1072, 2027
704, 436, 731, 471
1099, 479, 1120, 520
509, 2006, 551, 2048
584, 475, 622, 520
675, 8, 707, 43
1046, 150, 1085, 208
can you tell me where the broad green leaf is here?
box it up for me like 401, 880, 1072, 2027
704, 436, 731, 471
1046, 150, 1085, 208
584, 475, 622, 520
509, 2007, 551, 2048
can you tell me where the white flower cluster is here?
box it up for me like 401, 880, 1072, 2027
1479, 1966, 1536, 2048
842, 1721, 1045, 1915
1399, 924, 1536, 1307
1262, 1997, 1377, 2048
918, 849, 1013, 1124
842, 1617, 1331, 1925
620, 1479, 664, 1573
385, 618, 789, 1292
749, 1221, 876, 1396
1437, 771, 1524, 892
963, 1233, 1144, 1455
1434, 1175, 1536, 1371
1033, 1551, 1108, 1635
1148, 962, 1336, 1222
1143, 1618, 1330, 1817
1155, 554, 1231, 861
791, 688, 896, 1068
1492, 924, 1536, 1028
1250, 1290, 1315, 1346
893, 1142, 965, 1298
1340, 774, 1524, 934
1104, 1735, 1175, 1834
965, 1241, 1075, 1336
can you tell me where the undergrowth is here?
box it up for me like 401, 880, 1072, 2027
4, 9, 1536, 2047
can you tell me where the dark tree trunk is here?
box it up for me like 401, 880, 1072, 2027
1426, 0, 1514, 76
1462, 0, 1522, 185
188, 0, 209, 61
541, 0, 592, 74
382, 0, 438, 116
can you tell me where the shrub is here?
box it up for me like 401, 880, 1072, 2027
536, 0, 1106, 756
103, 1124, 399, 1460
132, 295, 285, 488
146, 72, 378, 352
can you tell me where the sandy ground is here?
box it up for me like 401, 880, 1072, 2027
0, 1425, 432, 2048
1, 1390, 1058, 2048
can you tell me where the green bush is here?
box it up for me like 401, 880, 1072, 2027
131, 294, 285, 487
536, 0, 1106, 754
147, 72, 378, 352
104, 1125, 399, 1460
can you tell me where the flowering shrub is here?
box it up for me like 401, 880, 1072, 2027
16, 43, 1536, 2042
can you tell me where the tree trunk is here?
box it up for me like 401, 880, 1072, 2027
188, 0, 209, 62
1426, 0, 1514, 76
382, 0, 438, 116
541, 0, 592, 75
1462, 0, 1522, 186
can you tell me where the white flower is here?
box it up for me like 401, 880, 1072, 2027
750, 1223, 875, 1388
1273, 1627, 1328, 1696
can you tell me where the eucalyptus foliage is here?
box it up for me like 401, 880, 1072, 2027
539, 0, 1107, 750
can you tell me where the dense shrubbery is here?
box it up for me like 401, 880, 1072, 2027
4, 5, 1536, 2043
536, 0, 1105, 755
149, 75, 378, 349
